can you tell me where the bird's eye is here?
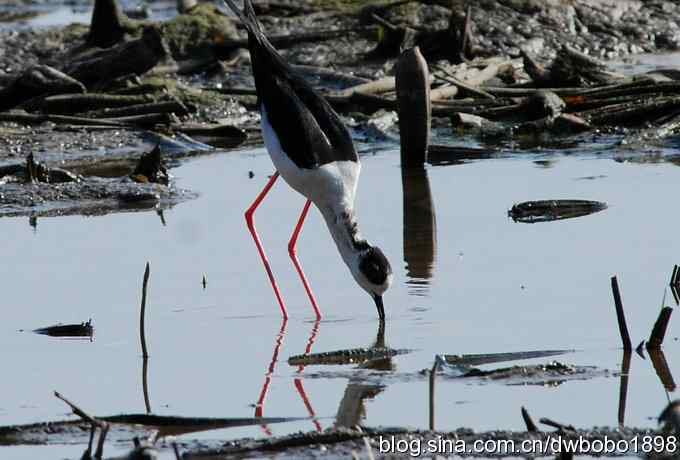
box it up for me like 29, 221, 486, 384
359, 253, 387, 285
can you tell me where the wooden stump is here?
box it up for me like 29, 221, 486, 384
396, 46, 431, 168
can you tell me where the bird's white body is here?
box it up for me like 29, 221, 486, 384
261, 105, 360, 213
261, 105, 381, 293
224, 0, 391, 320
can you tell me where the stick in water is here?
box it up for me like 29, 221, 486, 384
521, 406, 538, 432
648, 307, 673, 350
611, 276, 632, 351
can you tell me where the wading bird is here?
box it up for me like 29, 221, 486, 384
223, 0, 392, 320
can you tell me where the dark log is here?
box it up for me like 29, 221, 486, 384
580, 96, 680, 127
27, 94, 154, 115
396, 47, 431, 168
211, 27, 374, 57
0, 110, 171, 127
0, 65, 85, 111
88, 0, 139, 48
515, 113, 591, 135
86, 100, 190, 118
34, 320, 93, 337
509, 200, 607, 223
448, 5, 474, 63
64, 26, 169, 88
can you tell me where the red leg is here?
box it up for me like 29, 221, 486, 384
288, 199, 322, 319
294, 320, 322, 432
255, 319, 288, 435
246, 172, 287, 319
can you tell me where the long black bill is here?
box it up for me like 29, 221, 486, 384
373, 294, 385, 321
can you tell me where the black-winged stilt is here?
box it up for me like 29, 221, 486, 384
223, 0, 392, 320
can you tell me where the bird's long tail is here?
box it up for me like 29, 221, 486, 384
222, 0, 264, 38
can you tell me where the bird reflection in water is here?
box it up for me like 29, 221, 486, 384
255, 320, 396, 433
335, 322, 390, 429
255, 319, 322, 434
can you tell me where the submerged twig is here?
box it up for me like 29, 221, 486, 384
611, 276, 632, 352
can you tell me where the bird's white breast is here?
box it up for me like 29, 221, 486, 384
260, 104, 360, 213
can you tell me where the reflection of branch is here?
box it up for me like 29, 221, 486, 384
617, 350, 631, 427
429, 359, 439, 431
648, 348, 676, 392
295, 320, 322, 432
142, 357, 151, 414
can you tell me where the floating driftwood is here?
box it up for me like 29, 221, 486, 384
288, 347, 410, 367
458, 362, 611, 386
444, 349, 574, 367
509, 200, 607, 223
33, 320, 93, 338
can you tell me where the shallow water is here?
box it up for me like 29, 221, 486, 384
2, 137, 680, 457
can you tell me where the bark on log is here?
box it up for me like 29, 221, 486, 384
26, 94, 154, 114
396, 47, 431, 168
86, 100, 190, 118
64, 26, 169, 88
89, 0, 139, 48
0, 65, 86, 112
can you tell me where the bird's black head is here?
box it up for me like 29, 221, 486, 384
353, 243, 392, 320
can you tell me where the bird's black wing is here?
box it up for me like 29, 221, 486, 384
223, 0, 357, 169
